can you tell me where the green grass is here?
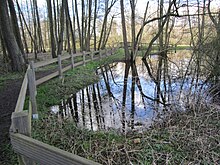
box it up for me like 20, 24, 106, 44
35, 49, 124, 116
5, 48, 216, 164
32, 103, 220, 164
32, 48, 220, 164
0, 143, 19, 165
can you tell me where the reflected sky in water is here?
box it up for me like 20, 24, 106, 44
51, 51, 208, 131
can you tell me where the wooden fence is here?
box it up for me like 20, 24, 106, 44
117, 42, 176, 53
10, 47, 117, 165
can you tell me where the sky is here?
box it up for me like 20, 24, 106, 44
31, 0, 220, 13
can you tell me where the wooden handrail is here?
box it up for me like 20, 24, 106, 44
11, 133, 101, 165
14, 65, 30, 112
10, 47, 117, 164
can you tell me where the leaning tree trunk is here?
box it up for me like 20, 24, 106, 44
0, 0, 25, 71
18, 9, 29, 54
8, 0, 25, 56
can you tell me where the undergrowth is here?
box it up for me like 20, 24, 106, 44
32, 100, 220, 164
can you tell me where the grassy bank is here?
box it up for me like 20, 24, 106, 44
2, 48, 219, 164
33, 99, 220, 164
32, 49, 219, 164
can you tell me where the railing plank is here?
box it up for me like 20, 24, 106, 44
15, 67, 29, 112
34, 58, 58, 69
36, 71, 59, 86
11, 133, 101, 165
62, 65, 72, 73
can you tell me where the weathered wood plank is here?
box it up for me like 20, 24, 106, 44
30, 61, 37, 96
83, 51, 86, 66
62, 65, 72, 73
36, 71, 59, 86
27, 69, 38, 115
61, 54, 71, 61
15, 67, 29, 112
73, 52, 83, 57
34, 58, 58, 69
11, 111, 35, 165
11, 111, 30, 136
74, 61, 84, 67
11, 133, 101, 165
58, 55, 63, 78
71, 54, 75, 68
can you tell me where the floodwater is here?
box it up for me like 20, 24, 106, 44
51, 50, 208, 132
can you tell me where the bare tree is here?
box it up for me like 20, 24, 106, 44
46, 0, 56, 58
0, 0, 25, 71
57, 0, 66, 55
120, 0, 130, 60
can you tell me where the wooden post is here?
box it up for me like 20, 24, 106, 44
91, 51, 94, 61
99, 50, 102, 59
105, 48, 107, 56
11, 111, 31, 136
27, 69, 38, 119
11, 111, 34, 165
30, 61, 37, 95
71, 54, 75, 68
58, 55, 63, 78
83, 51, 86, 66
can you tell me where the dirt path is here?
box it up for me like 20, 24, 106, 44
0, 79, 22, 164
0, 69, 54, 164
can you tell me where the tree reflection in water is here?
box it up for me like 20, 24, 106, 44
51, 52, 207, 133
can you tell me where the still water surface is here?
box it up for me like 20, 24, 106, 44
51, 51, 207, 131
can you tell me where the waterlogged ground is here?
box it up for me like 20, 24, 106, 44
51, 50, 209, 131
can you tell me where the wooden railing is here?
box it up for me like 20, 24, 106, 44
10, 47, 117, 165
117, 42, 176, 53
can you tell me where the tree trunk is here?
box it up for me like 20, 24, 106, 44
120, 0, 130, 60
53, 0, 58, 45
65, 0, 76, 53
8, 0, 25, 57
30, 0, 38, 59
86, 0, 92, 51
75, 0, 82, 51
18, 5, 29, 54
34, 0, 45, 52
57, 0, 65, 56
0, 0, 25, 71
81, 0, 85, 50
93, 0, 97, 50
46, 0, 56, 58
130, 0, 136, 61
